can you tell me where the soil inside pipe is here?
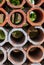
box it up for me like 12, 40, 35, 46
0, 30, 5, 42
0, 11, 5, 24
11, 31, 25, 44
28, 47, 43, 60
29, 28, 43, 42
9, 0, 22, 6
0, 0, 2, 3
11, 12, 23, 25
30, 0, 41, 5
10, 49, 24, 62
0, 50, 4, 62
30, 10, 43, 23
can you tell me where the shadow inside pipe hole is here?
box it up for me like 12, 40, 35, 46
28, 47, 43, 60
10, 49, 24, 62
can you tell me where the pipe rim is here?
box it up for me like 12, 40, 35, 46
8, 9, 26, 28
28, 26, 44, 45
8, 48, 26, 65
27, 45, 44, 63
0, 47, 7, 64
0, 27, 7, 46
9, 28, 27, 47
6, 0, 25, 8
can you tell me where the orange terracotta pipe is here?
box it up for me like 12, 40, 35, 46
8, 9, 26, 28
6, 0, 25, 9
26, 0, 43, 7
27, 7, 44, 26
27, 45, 44, 63
0, 8, 8, 27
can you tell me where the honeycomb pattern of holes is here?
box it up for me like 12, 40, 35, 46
2, 42, 13, 51
9, 28, 27, 47
40, 59, 44, 65
8, 48, 26, 65
42, 23, 44, 28
2, 3, 13, 13
3, 59, 13, 65
28, 47, 43, 61
40, 3, 44, 10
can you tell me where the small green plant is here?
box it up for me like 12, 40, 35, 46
0, 30, 5, 41
10, 0, 21, 6
12, 31, 23, 39
0, 0, 2, 3
30, 11, 37, 22
12, 13, 22, 25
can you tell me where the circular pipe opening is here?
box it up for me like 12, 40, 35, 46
0, 49, 4, 62
28, 47, 43, 61
30, 0, 41, 5
0, 11, 5, 24
30, 10, 43, 23
9, 0, 22, 6
0, 29, 5, 43
11, 30, 25, 44
29, 28, 43, 42
10, 49, 24, 62
10, 12, 23, 25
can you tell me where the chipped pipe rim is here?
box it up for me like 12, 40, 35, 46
9, 28, 27, 47
27, 45, 44, 63
0, 27, 7, 46
28, 26, 44, 45
0, 47, 7, 65
8, 47, 26, 65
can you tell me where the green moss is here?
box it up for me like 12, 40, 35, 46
10, 0, 21, 5
0, 30, 5, 40
12, 31, 23, 39
30, 11, 37, 22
